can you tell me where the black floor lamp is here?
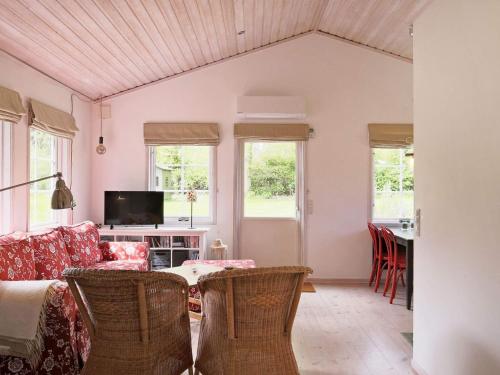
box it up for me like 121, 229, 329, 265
0, 172, 75, 209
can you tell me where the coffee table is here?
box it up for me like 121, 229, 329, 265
157, 264, 223, 320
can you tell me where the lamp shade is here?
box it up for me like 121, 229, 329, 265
51, 178, 74, 209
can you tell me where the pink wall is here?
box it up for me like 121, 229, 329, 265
90, 34, 413, 279
0, 51, 92, 231
413, 0, 500, 373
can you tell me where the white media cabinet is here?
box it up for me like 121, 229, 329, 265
98, 226, 209, 270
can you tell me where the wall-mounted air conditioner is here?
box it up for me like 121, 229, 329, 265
236, 96, 306, 119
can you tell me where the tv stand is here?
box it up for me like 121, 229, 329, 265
98, 226, 209, 269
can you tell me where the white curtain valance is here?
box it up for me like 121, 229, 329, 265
29, 99, 78, 139
368, 123, 413, 148
0, 86, 26, 123
144, 123, 219, 146
234, 123, 310, 141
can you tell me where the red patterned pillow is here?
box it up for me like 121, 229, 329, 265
58, 222, 102, 267
30, 230, 71, 280
99, 242, 149, 261
0, 238, 36, 280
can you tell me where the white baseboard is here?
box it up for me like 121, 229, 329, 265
307, 277, 369, 286
411, 359, 429, 375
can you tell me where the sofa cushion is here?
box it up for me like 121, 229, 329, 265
86, 260, 148, 271
0, 232, 28, 245
0, 238, 36, 281
30, 230, 71, 280
99, 242, 149, 261
58, 222, 101, 267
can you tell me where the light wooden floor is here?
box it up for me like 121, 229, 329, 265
186, 284, 413, 375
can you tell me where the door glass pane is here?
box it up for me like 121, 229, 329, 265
244, 142, 297, 218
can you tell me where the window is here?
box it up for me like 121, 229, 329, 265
243, 141, 297, 218
0, 121, 12, 234
29, 128, 70, 229
372, 148, 414, 222
149, 145, 216, 223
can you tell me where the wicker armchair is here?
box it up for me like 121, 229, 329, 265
63, 268, 194, 375
194, 266, 312, 375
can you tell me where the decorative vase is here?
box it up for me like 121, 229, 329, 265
186, 189, 197, 229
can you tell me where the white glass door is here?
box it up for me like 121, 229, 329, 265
235, 140, 305, 266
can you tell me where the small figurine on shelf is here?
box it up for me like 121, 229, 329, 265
186, 189, 197, 229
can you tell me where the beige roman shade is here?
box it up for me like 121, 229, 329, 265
368, 123, 413, 148
29, 99, 79, 139
234, 123, 310, 141
0, 86, 26, 123
144, 123, 219, 145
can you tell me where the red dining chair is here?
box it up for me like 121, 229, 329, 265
367, 223, 379, 286
368, 223, 389, 292
381, 226, 406, 304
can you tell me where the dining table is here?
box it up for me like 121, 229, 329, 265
391, 228, 414, 310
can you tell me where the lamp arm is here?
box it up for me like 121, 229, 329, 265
0, 172, 62, 192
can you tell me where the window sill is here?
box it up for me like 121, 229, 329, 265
242, 217, 297, 221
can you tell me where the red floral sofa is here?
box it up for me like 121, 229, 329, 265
0, 221, 149, 375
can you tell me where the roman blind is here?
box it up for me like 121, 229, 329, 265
29, 99, 79, 139
234, 123, 310, 141
143, 123, 219, 145
0, 86, 26, 123
368, 123, 413, 148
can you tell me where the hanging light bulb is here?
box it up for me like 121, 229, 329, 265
96, 136, 106, 154
96, 97, 107, 155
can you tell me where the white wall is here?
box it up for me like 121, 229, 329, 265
413, 0, 500, 374
90, 33, 413, 279
0, 51, 92, 231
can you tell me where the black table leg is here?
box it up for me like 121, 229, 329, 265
406, 241, 414, 310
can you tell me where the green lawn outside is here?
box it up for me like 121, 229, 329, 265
30, 191, 53, 225
164, 194, 296, 218
244, 195, 295, 218
164, 194, 209, 218
373, 192, 414, 219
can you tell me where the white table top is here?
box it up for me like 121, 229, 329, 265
391, 228, 415, 241
156, 264, 223, 286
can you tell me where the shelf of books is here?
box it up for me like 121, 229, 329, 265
98, 227, 209, 270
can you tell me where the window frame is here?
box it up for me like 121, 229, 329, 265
148, 145, 217, 225
0, 121, 12, 234
28, 128, 71, 231
370, 147, 414, 225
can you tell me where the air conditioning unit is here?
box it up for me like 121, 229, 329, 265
236, 96, 306, 119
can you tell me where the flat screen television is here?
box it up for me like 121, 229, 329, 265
104, 191, 164, 226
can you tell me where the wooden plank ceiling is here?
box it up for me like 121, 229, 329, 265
0, 0, 431, 100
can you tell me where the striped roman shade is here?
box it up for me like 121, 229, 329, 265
144, 123, 219, 145
368, 123, 413, 148
0, 86, 26, 123
234, 123, 310, 141
29, 99, 79, 139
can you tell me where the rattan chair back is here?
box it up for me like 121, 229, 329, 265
194, 266, 312, 375
63, 268, 193, 375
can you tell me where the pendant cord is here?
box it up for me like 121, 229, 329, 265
100, 97, 103, 138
